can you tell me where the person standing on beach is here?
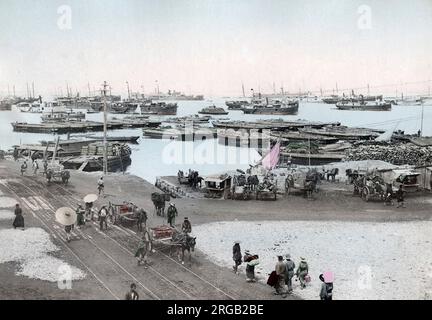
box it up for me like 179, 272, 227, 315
319, 274, 333, 300
13, 204, 25, 230
275, 255, 287, 297
232, 241, 242, 273
296, 257, 309, 289
284, 254, 296, 293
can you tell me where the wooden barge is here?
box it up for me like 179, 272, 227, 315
212, 119, 341, 131
217, 129, 271, 148
279, 151, 345, 165
142, 127, 217, 141
61, 142, 132, 172
11, 118, 161, 134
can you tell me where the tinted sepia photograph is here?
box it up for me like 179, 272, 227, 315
0, 0, 431, 305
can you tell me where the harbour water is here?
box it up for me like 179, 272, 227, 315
1, 98, 431, 183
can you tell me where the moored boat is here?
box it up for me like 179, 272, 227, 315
140, 101, 178, 115
198, 105, 229, 115
335, 100, 391, 111
241, 99, 299, 115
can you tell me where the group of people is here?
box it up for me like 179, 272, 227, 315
232, 242, 333, 300
19, 159, 49, 176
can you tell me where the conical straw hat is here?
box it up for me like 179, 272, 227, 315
83, 194, 98, 203
55, 207, 77, 226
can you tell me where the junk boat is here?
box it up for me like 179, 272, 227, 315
241, 99, 299, 115
61, 142, 132, 172
140, 101, 178, 115
198, 105, 229, 115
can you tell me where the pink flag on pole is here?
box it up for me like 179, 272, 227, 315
262, 141, 280, 170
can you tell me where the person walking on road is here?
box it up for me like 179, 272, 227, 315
76, 205, 85, 228
296, 257, 309, 289
97, 177, 104, 197
125, 283, 139, 300
232, 241, 242, 274
20, 161, 27, 176
43, 159, 48, 177
65, 224, 73, 242
284, 254, 296, 294
98, 205, 108, 231
32, 160, 39, 175
275, 255, 287, 297
396, 185, 405, 208
135, 230, 151, 268
136, 208, 147, 232
167, 203, 178, 227
13, 204, 25, 230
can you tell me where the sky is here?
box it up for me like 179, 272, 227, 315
0, 0, 431, 97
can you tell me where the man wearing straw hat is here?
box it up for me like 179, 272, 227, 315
296, 257, 309, 289
55, 207, 77, 243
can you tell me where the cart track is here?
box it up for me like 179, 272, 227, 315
0, 178, 163, 300
10, 176, 237, 300
20, 175, 238, 300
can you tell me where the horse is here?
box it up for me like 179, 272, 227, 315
171, 231, 196, 264
151, 192, 166, 217
247, 175, 259, 191
188, 171, 202, 189
326, 168, 339, 182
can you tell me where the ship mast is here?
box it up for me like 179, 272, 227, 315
102, 81, 108, 174
420, 99, 424, 137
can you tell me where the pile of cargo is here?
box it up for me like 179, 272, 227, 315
345, 142, 432, 166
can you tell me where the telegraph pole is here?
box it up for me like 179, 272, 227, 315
102, 81, 108, 175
